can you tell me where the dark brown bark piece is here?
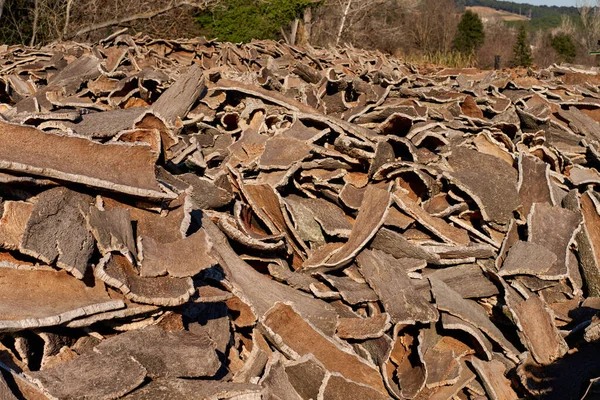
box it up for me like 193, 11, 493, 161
419, 327, 463, 388
578, 191, 600, 296
447, 146, 520, 226
151, 64, 206, 125
63, 107, 146, 139
285, 195, 352, 238
259, 136, 313, 169
260, 302, 386, 394
284, 354, 327, 400
502, 282, 567, 364
336, 313, 391, 340
25, 351, 146, 400
0, 121, 169, 199
356, 249, 438, 324
180, 174, 234, 210
139, 229, 215, 277
518, 153, 553, 218
122, 379, 263, 400
394, 191, 470, 246
85, 206, 136, 258
0, 201, 33, 251
427, 359, 476, 400
430, 278, 519, 361
370, 227, 439, 264
321, 373, 390, 400
95, 254, 195, 307
0, 267, 123, 331
499, 240, 559, 279
204, 216, 339, 336
528, 202, 582, 281
260, 353, 303, 400
389, 329, 427, 399
318, 185, 391, 270
317, 273, 378, 305
416, 263, 499, 299
384, 206, 414, 230
468, 357, 518, 400
20, 187, 94, 279
65, 304, 160, 328
94, 325, 219, 378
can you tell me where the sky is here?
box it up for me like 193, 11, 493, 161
507, 0, 578, 6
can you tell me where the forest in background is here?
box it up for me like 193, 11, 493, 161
0, 0, 600, 70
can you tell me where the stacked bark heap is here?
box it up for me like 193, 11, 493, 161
1, 33, 600, 399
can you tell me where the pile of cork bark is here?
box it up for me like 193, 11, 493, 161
1, 32, 600, 399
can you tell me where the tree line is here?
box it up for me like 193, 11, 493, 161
0, 0, 598, 69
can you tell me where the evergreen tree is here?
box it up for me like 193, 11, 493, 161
196, 0, 316, 43
454, 10, 485, 54
513, 25, 533, 67
551, 32, 577, 63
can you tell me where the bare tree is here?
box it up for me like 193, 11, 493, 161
576, 0, 600, 52
0, 0, 5, 21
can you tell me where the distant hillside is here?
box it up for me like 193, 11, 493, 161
461, 0, 579, 30
466, 6, 529, 22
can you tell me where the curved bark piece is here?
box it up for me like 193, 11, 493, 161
20, 187, 94, 279
95, 254, 195, 307
123, 380, 263, 400
25, 352, 147, 400
94, 325, 220, 379
315, 184, 391, 271
203, 215, 339, 336
0, 267, 124, 332
260, 302, 387, 394
356, 249, 437, 325
447, 146, 520, 226
138, 228, 215, 278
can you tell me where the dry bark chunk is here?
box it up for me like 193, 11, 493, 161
64, 108, 146, 139
317, 273, 378, 305
0, 121, 169, 199
0, 267, 124, 332
0, 201, 33, 250
181, 174, 234, 210
528, 202, 582, 280
284, 354, 327, 400
204, 216, 339, 335
85, 206, 136, 258
357, 249, 437, 324
94, 325, 219, 378
286, 195, 352, 238
503, 283, 567, 364
151, 64, 206, 125
123, 379, 263, 400
25, 352, 146, 400
417, 263, 499, 299
447, 146, 520, 226
321, 373, 391, 400
430, 278, 519, 361
499, 240, 559, 279
394, 191, 470, 246
259, 136, 313, 169
260, 353, 303, 400
578, 191, 600, 296
468, 357, 518, 400
20, 187, 94, 279
95, 254, 195, 307
260, 302, 386, 394
139, 229, 215, 278
318, 185, 391, 270
336, 313, 391, 340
